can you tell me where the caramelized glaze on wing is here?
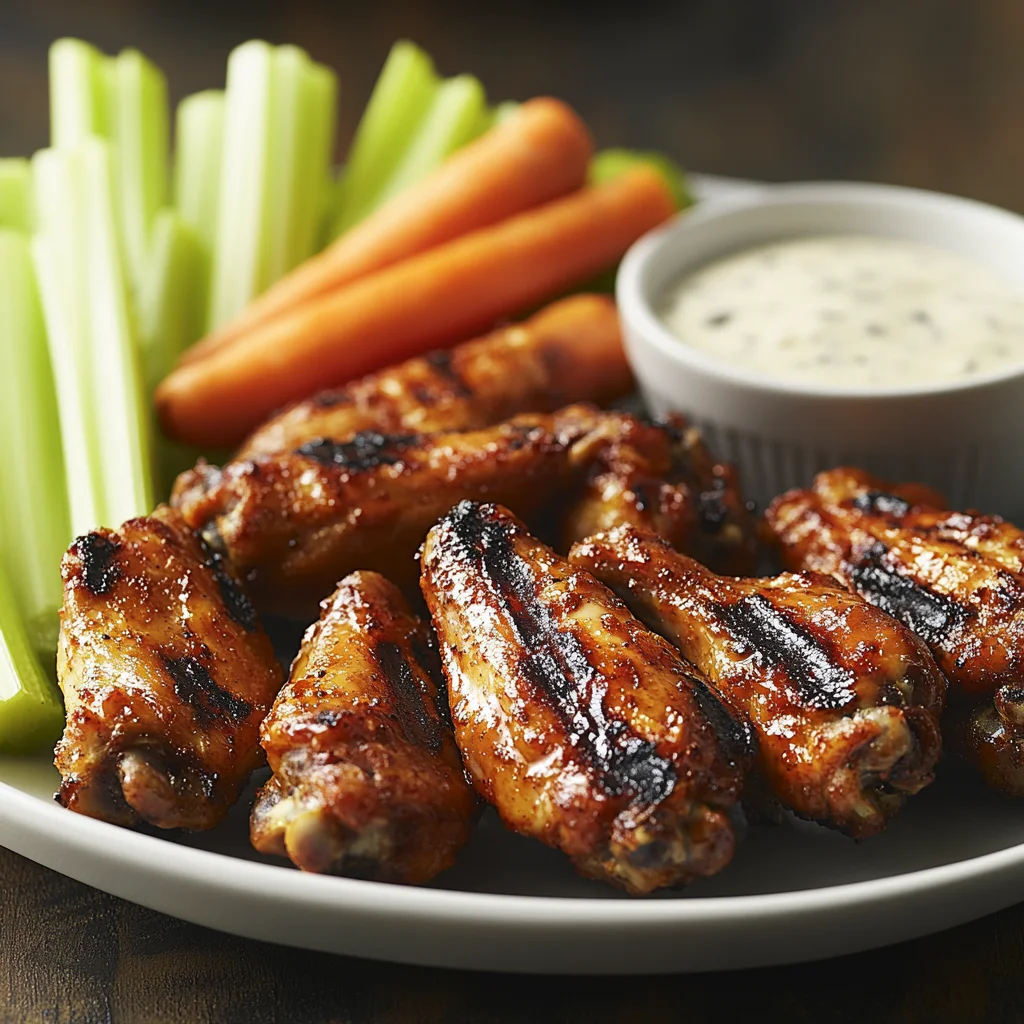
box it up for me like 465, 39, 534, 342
173, 410, 590, 618
239, 294, 630, 459
55, 506, 283, 830
571, 526, 946, 837
561, 410, 757, 575
765, 467, 1024, 699
420, 501, 752, 893
766, 468, 1024, 795
250, 571, 476, 882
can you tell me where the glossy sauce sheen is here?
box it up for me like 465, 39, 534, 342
420, 501, 751, 894
570, 526, 947, 838
660, 235, 1024, 388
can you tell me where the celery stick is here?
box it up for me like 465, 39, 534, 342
49, 37, 108, 147
103, 48, 170, 291
173, 90, 225, 256
32, 140, 154, 534
207, 41, 275, 329
332, 41, 438, 235
377, 74, 487, 204
0, 561, 64, 754
138, 209, 207, 389
80, 139, 154, 527
291, 61, 338, 270
0, 231, 70, 658
589, 148, 693, 210
0, 159, 32, 230
31, 147, 104, 535
262, 45, 317, 285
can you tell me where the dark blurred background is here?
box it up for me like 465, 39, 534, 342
2, 0, 1024, 209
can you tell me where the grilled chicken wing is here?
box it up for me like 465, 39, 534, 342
55, 506, 284, 830
420, 501, 753, 893
250, 571, 476, 882
238, 294, 630, 459
173, 410, 591, 619
766, 467, 1024, 795
571, 526, 946, 837
561, 410, 757, 575
765, 468, 1023, 697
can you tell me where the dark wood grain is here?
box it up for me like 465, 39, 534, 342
6, 1, 1024, 1020
3, 841, 1024, 1024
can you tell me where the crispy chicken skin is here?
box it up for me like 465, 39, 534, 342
172, 410, 591, 619
765, 467, 1023, 697
560, 410, 757, 575
571, 526, 946, 837
420, 501, 753, 893
55, 506, 284, 830
250, 572, 476, 882
238, 294, 631, 459
766, 467, 1024, 795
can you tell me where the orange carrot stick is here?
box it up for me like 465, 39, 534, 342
156, 166, 676, 449
183, 97, 593, 366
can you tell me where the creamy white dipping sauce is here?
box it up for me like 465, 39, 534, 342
659, 235, 1024, 388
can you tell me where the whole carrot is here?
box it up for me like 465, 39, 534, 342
156, 166, 676, 448
182, 97, 593, 366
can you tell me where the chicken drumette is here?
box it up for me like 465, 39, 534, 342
55, 506, 284, 830
560, 409, 757, 575
420, 501, 753, 894
766, 467, 1024, 795
238, 294, 630, 458
572, 526, 946, 837
173, 410, 589, 618
251, 571, 476, 882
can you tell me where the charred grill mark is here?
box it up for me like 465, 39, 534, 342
73, 532, 122, 595
424, 350, 471, 397
852, 491, 912, 518
688, 676, 757, 767
162, 654, 252, 726
446, 501, 676, 806
195, 533, 258, 632
374, 640, 443, 754
845, 541, 970, 644
296, 432, 420, 470
713, 595, 857, 710
311, 388, 351, 409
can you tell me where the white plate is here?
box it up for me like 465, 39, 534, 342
4, 175, 1024, 975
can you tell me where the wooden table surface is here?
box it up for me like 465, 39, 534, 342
5, 2, 1024, 1020
2, 839, 1024, 1023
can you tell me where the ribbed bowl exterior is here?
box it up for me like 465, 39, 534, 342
619, 181, 1024, 519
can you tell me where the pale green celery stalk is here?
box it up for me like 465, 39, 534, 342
332, 41, 438, 236
137, 209, 207, 496
31, 147, 104, 535
588, 148, 693, 210
0, 159, 32, 230
138, 209, 206, 388
0, 561, 64, 754
0, 231, 70, 659
103, 48, 170, 293
32, 140, 154, 534
80, 139, 154, 526
261, 47, 338, 285
49, 37, 107, 147
377, 74, 487, 205
292, 61, 338, 269
207, 41, 275, 330
173, 90, 225, 255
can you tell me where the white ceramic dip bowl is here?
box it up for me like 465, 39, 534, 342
617, 181, 1024, 518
